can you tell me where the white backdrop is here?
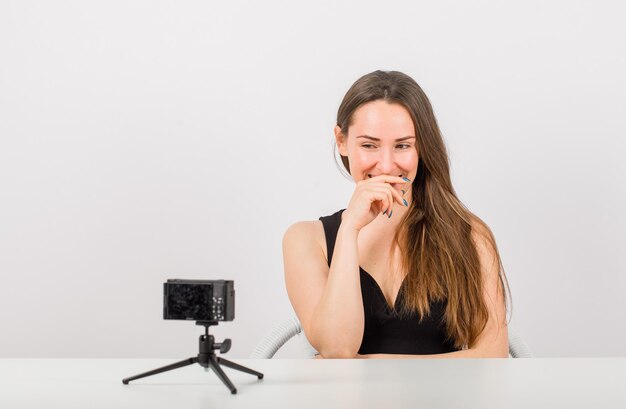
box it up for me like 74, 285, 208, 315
1, 0, 624, 358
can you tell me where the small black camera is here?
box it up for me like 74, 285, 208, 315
163, 279, 235, 321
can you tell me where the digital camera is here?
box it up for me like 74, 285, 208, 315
163, 279, 235, 321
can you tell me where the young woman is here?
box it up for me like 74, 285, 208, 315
283, 70, 511, 358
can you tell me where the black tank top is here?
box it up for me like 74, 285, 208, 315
319, 209, 459, 355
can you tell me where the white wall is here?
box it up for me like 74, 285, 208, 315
1, 0, 624, 358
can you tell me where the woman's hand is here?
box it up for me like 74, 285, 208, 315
341, 175, 410, 231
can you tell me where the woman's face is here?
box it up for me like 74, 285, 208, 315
335, 99, 419, 186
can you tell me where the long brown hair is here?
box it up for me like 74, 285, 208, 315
336, 70, 511, 349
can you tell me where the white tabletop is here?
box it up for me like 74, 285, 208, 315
1, 358, 625, 408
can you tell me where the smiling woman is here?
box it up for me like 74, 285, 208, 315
283, 70, 512, 359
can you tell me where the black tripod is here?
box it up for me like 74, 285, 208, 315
122, 321, 263, 394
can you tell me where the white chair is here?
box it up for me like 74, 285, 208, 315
250, 316, 533, 358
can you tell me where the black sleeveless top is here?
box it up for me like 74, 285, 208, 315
319, 209, 459, 355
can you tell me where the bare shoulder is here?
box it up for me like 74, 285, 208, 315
283, 220, 327, 257
469, 216, 501, 279
469, 216, 497, 254
283, 220, 324, 241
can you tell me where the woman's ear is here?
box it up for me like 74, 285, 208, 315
334, 126, 348, 156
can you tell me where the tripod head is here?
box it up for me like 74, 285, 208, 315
195, 320, 231, 354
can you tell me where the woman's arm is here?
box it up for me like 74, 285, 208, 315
357, 348, 506, 359
283, 221, 365, 358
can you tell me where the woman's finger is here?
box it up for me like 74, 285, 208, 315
366, 186, 394, 214
369, 190, 390, 214
387, 199, 394, 219
368, 182, 408, 210
368, 175, 408, 185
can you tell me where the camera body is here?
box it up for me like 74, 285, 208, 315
163, 279, 235, 322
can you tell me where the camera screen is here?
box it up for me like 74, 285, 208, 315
165, 283, 213, 320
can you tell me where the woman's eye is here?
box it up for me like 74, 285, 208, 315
396, 144, 411, 150
362, 144, 377, 149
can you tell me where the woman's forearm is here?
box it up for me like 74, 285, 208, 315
357, 349, 509, 359
309, 224, 364, 358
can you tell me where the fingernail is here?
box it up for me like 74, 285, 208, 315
383, 210, 387, 215
403, 199, 408, 207
388, 211, 393, 218
401, 190, 406, 196
402, 177, 411, 182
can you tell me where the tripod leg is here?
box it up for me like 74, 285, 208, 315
217, 357, 264, 379
208, 355, 237, 394
122, 357, 198, 384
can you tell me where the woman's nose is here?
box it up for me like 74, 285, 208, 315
377, 149, 396, 174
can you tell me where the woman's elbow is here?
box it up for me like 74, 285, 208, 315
316, 348, 359, 359
310, 334, 360, 358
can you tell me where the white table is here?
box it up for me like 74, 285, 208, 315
1, 358, 625, 408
